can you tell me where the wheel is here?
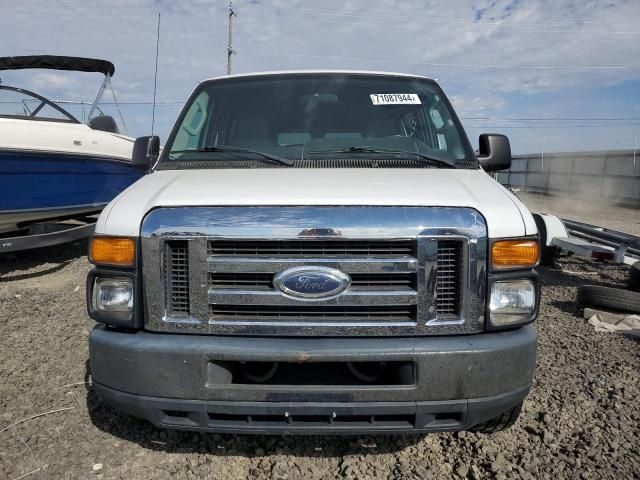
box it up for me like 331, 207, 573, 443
629, 262, 640, 291
577, 285, 640, 314
533, 214, 557, 266
470, 402, 523, 433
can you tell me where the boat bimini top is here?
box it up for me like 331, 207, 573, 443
0, 55, 127, 133
0, 55, 115, 76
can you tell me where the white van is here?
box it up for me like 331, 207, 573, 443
86, 71, 539, 434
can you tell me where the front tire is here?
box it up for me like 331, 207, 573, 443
577, 285, 640, 314
470, 402, 523, 433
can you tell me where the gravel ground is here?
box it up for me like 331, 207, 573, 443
517, 191, 640, 236
1, 243, 639, 480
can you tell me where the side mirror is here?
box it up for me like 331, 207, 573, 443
88, 115, 119, 134
477, 133, 511, 172
132, 136, 160, 171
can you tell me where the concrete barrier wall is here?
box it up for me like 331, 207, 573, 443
496, 150, 639, 204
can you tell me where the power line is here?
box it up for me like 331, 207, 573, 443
461, 116, 640, 121
4, 101, 638, 123
465, 124, 640, 129
0, 101, 182, 105
100, 101, 183, 106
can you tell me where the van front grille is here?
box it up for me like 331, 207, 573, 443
143, 206, 487, 336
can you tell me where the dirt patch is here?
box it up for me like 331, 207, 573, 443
1, 246, 639, 479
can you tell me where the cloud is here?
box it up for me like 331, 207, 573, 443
0, 0, 638, 153
29, 72, 76, 90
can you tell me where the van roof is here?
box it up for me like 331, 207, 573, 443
202, 70, 437, 83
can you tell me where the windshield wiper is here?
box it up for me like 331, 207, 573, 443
170, 145, 294, 166
306, 146, 456, 168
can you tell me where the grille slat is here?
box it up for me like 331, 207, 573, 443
210, 305, 416, 322
208, 240, 416, 257
435, 241, 462, 316
165, 240, 190, 315
209, 272, 416, 290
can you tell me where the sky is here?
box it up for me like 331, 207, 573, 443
1, 0, 639, 155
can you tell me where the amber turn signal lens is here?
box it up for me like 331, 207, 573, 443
491, 240, 539, 269
90, 237, 135, 266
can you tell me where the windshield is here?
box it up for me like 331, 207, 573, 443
0, 86, 78, 122
164, 74, 475, 167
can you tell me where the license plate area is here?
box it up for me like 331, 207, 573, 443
206, 360, 415, 387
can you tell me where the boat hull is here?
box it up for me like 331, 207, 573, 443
0, 149, 144, 233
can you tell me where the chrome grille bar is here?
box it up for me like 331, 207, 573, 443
208, 239, 416, 256
208, 289, 417, 307
209, 272, 417, 289
208, 257, 417, 274
210, 305, 416, 324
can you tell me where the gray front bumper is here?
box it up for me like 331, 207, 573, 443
89, 325, 537, 433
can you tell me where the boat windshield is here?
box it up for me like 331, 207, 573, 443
164, 73, 475, 166
0, 85, 78, 123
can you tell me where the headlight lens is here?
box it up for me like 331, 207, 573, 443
489, 280, 536, 327
94, 277, 133, 312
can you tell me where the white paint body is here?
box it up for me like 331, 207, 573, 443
0, 117, 133, 159
95, 70, 536, 239
97, 168, 536, 238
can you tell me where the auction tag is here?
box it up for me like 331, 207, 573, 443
370, 93, 421, 105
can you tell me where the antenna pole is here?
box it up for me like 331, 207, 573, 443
227, 1, 237, 75
151, 12, 161, 136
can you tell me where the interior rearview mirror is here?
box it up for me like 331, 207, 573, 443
477, 133, 511, 172
132, 135, 160, 171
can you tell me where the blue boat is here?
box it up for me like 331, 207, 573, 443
0, 55, 145, 234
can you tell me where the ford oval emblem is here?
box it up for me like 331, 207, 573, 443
273, 266, 351, 300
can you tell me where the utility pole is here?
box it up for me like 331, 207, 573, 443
227, 1, 237, 75
151, 13, 161, 136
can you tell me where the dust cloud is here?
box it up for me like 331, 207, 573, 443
517, 191, 640, 236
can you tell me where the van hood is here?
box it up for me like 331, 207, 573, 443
97, 168, 536, 238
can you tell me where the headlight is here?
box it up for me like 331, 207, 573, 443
489, 280, 536, 328
94, 277, 133, 313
